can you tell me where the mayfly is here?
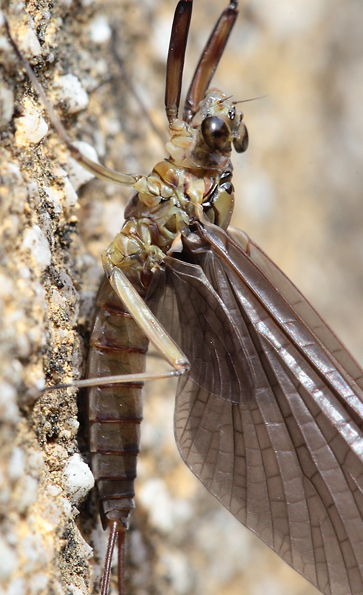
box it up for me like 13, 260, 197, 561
6, 0, 363, 594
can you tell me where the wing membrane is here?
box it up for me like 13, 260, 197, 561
228, 225, 363, 395
150, 222, 363, 594
147, 258, 256, 402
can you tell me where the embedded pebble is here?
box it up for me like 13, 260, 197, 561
7, 577, 25, 595
43, 186, 63, 214
46, 484, 62, 498
69, 586, 85, 595
89, 15, 111, 44
14, 474, 38, 513
0, 536, 17, 581
63, 177, 78, 208
16, 22, 42, 57
50, 288, 66, 311
40, 498, 63, 531
27, 450, 44, 477
21, 533, 46, 573
51, 581, 66, 595
0, 382, 19, 423
67, 141, 99, 190
29, 573, 48, 595
74, 525, 93, 560
0, 273, 14, 298
8, 447, 25, 481
22, 225, 52, 271
15, 102, 48, 146
0, 83, 14, 129
63, 453, 94, 504
54, 74, 89, 114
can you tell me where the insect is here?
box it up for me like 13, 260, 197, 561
6, 0, 363, 594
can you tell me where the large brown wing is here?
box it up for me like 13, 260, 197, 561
147, 258, 257, 403
227, 225, 363, 393
148, 223, 363, 595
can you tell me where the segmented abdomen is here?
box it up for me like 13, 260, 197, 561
87, 276, 148, 530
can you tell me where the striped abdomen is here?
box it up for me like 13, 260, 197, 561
87, 276, 148, 530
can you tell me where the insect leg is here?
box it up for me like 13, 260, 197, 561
183, 1, 239, 122
46, 263, 190, 391
107, 267, 189, 374
165, 0, 193, 123
5, 20, 141, 187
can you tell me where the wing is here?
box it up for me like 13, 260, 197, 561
148, 222, 363, 595
227, 225, 363, 394
146, 258, 257, 403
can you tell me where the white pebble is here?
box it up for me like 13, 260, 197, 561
0, 382, 19, 423
8, 448, 25, 481
46, 484, 62, 497
7, 578, 25, 595
0, 274, 13, 298
22, 225, 52, 271
17, 22, 42, 58
16, 475, 38, 513
69, 584, 87, 595
29, 573, 48, 595
63, 176, 78, 208
27, 450, 44, 476
43, 186, 63, 214
21, 533, 45, 573
59, 496, 72, 518
15, 102, 48, 145
89, 15, 112, 44
67, 141, 99, 190
63, 453, 94, 504
50, 288, 66, 310
50, 581, 66, 595
55, 74, 89, 114
0, 536, 16, 581
74, 525, 93, 560
0, 84, 14, 128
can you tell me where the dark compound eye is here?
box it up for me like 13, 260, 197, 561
201, 116, 231, 152
233, 121, 249, 153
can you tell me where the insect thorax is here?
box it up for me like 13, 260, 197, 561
103, 90, 244, 292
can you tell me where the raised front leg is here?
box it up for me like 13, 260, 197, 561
5, 19, 142, 187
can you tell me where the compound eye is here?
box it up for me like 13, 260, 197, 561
233, 122, 249, 153
201, 116, 231, 151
